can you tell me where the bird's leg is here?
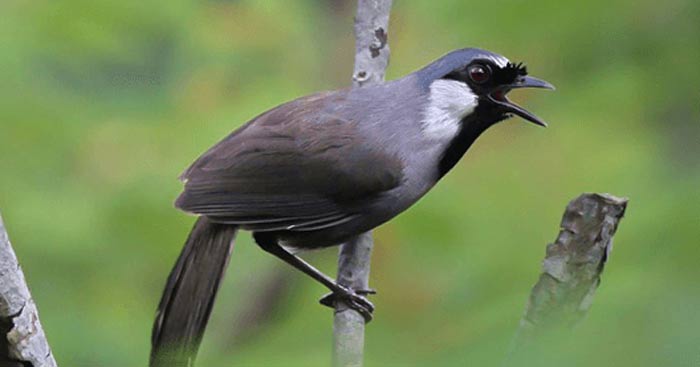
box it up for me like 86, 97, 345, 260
253, 233, 374, 322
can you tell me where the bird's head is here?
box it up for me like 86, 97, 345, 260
418, 48, 554, 140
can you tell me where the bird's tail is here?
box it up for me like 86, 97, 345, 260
150, 217, 238, 367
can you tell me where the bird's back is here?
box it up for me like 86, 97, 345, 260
175, 86, 420, 245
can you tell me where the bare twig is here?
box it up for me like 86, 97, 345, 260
0, 213, 57, 367
508, 193, 628, 359
351, 0, 392, 88
333, 233, 374, 367
333, 1, 392, 367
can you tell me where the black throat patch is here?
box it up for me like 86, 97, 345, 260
436, 103, 506, 179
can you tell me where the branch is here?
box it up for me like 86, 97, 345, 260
351, 0, 392, 88
0, 212, 57, 367
509, 193, 628, 357
333, 233, 374, 367
333, 1, 392, 367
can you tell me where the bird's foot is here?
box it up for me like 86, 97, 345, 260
319, 287, 376, 322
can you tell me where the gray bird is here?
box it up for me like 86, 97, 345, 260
151, 47, 554, 366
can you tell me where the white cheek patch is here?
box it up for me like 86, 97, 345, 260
422, 79, 478, 141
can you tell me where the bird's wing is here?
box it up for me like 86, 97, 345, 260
175, 91, 403, 231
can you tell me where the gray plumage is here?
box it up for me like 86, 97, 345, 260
151, 47, 553, 366
176, 76, 441, 247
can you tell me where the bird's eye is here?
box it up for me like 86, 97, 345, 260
468, 64, 490, 84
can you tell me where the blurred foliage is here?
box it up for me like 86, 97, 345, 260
1, 0, 699, 366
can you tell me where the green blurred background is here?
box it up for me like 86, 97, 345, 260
1, 0, 699, 366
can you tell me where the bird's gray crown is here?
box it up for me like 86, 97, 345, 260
415, 48, 511, 88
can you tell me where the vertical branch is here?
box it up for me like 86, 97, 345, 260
0, 212, 57, 367
334, 1, 392, 367
333, 233, 374, 367
351, 0, 392, 88
508, 193, 628, 360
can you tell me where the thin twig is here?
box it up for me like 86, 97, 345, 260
507, 193, 628, 362
333, 233, 375, 367
0, 212, 57, 367
351, 0, 392, 88
333, 1, 392, 367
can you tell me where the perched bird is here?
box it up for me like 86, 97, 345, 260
150, 47, 554, 366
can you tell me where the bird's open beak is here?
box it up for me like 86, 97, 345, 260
488, 75, 555, 127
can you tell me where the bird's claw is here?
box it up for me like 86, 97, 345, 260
319, 286, 375, 322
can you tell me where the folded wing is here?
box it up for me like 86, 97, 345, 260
176, 91, 403, 232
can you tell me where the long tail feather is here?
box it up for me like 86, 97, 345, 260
150, 217, 237, 367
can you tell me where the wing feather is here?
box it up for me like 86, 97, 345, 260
176, 91, 403, 231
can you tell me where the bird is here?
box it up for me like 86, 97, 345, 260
150, 47, 554, 366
